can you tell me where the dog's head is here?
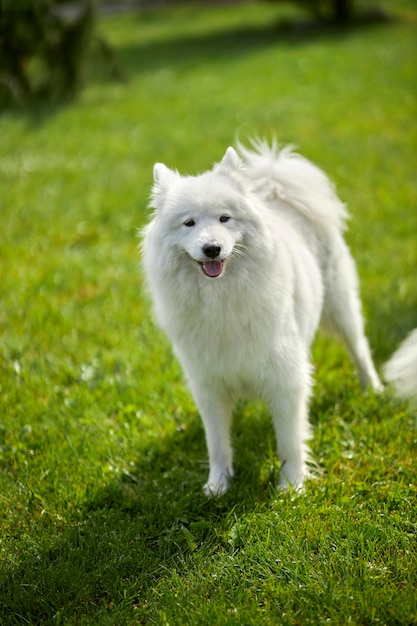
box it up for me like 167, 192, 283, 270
149, 147, 260, 279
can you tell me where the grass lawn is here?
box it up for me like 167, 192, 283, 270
0, 1, 416, 623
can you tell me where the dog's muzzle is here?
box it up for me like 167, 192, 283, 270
199, 243, 225, 278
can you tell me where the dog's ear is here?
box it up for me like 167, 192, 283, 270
153, 163, 177, 184
214, 147, 246, 185
222, 146, 242, 169
214, 147, 249, 195
216, 146, 243, 172
151, 163, 178, 208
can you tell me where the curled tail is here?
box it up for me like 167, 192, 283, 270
237, 139, 349, 237
384, 329, 417, 404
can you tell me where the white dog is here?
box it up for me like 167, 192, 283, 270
141, 140, 382, 495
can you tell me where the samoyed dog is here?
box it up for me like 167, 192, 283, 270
141, 140, 383, 496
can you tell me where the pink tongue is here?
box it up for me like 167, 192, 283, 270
203, 261, 223, 277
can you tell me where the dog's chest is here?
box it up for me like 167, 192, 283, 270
172, 278, 280, 368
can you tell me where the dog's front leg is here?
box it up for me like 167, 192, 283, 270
189, 382, 234, 496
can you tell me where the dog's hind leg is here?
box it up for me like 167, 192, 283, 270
321, 240, 383, 391
264, 346, 314, 490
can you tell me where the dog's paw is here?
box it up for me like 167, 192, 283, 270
203, 481, 228, 497
279, 468, 306, 492
370, 379, 384, 394
279, 478, 306, 493
203, 472, 232, 497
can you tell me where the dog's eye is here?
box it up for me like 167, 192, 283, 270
183, 219, 195, 227
219, 215, 230, 223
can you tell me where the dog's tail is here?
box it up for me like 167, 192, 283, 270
237, 139, 348, 236
384, 329, 417, 404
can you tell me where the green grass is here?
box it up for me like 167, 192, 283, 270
1, 1, 416, 623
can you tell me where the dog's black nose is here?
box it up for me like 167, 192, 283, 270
202, 243, 221, 259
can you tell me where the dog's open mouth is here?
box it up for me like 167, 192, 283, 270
199, 260, 225, 278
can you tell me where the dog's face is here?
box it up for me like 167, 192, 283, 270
173, 209, 239, 279
150, 148, 259, 279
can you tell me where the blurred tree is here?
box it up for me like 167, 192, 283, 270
0, 0, 95, 105
304, 0, 355, 23
270, 0, 359, 23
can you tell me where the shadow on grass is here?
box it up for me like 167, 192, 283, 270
0, 411, 280, 623
0, 344, 408, 622
117, 9, 392, 74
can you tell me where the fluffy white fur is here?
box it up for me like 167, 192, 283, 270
141, 141, 382, 496
384, 329, 417, 404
